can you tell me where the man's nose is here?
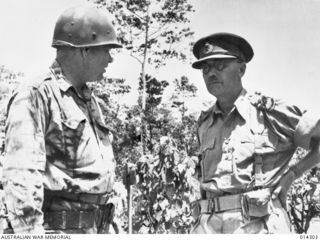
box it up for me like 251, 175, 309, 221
106, 50, 113, 64
207, 67, 218, 76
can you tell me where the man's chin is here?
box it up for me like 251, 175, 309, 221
89, 75, 104, 83
207, 88, 219, 97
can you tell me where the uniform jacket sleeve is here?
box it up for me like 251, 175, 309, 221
3, 86, 47, 233
252, 93, 320, 150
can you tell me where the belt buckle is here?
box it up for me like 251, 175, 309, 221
209, 199, 215, 213
97, 195, 108, 205
102, 195, 110, 205
78, 210, 83, 229
61, 210, 67, 229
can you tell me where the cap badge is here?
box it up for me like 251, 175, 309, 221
203, 42, 215, 55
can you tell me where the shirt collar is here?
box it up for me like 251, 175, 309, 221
233, 88, 251, 121
49, 60, 93, 101
212, 103, 224, 117
50, 60, 73, 92
211, 88, 251, 122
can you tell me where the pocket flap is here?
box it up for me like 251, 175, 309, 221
95, 121, 113, 133
95, 121, 113, 144
255, 132, 279, 153
61, 118, 86, 130
200, 137, 215, 153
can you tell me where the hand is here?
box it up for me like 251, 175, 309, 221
271, 170, 296, 208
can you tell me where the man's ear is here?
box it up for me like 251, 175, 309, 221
239, 63, 246, 77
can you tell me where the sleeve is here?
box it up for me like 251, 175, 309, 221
260, 97, 319, 150
294, 110, 320, 149
3, 87, 47, 233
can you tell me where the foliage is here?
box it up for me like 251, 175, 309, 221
138, 74, 169, 111
90, 0, 196, 154
138, 74, 169, 152
0, 66, 22, 232
91, 0, 195, 68
0, 65, 22, 128
169, 76, 198, 155
90, 78, 141, 178
131, 75, 200, 233
136, 74, 198, 155
132, 137, 200, 233
288, 148, 320, 233
0, 66, 22, 153
90, 72, 200, 233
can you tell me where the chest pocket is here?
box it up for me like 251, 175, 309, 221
95, 121, 112, 147
61, 117, 86, 165
253, 128, 279, 155
200, 137, 215, 154
251, 127, 280, 187
248, 107, 279, 155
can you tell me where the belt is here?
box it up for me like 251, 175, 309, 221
44, 190, 109, 205
192, 193, 242, 215
44, 203, 115, 232
193, 187, 273, 215
44, 210, 97, 229
44, 210, 98, 230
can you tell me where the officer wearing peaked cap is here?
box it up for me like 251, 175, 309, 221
192, 32, 253, 68
3, 6, 121, 234
191, 32, 320, 233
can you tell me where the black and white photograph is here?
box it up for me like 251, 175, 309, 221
0, 0, 320, 238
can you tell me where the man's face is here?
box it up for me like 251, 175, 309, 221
83, 46, 113, 82
201, 58, 245, 99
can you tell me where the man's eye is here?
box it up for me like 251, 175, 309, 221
217, 63, 224, 69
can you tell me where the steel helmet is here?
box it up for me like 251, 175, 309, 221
52, 6, 122, 48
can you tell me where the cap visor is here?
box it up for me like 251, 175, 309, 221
192, 55, 237, 69
108, 43, 122, 48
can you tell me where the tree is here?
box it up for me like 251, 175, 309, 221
0, 66, 22, 151
90, 78, 141, 233
133, 136, 200, 233
169, 76, 198, 155
0, 66, 23, 232
288, 148, 320, 233
138, 74, 169, 152
90, 0, 195, 152
126, 74, 200, 233
90, 78, 142, 177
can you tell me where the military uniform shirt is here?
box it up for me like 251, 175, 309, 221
3, 61, 115, 233
197, 89, 320, 195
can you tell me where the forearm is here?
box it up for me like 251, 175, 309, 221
3, 168, 45, 233
289, 141, 320, 178
4, 135, 46, 233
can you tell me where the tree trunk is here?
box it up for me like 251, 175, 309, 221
141, 3, 150, 154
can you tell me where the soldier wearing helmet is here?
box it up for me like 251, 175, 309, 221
191, 32, 320, 233
3, 6, 121, 233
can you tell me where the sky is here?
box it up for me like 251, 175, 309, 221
1, 0, 320, 113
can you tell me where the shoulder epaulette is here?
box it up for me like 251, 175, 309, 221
248, 91, 276, 111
